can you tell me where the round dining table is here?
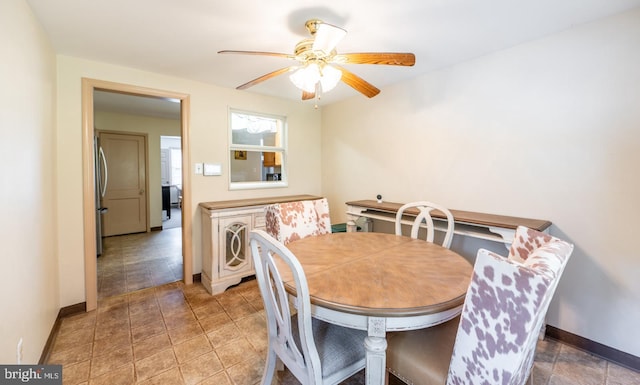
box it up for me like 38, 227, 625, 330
282, 232, 473, 385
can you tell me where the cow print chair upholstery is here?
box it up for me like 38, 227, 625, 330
385, 226, 573, 385
265, 198, 332, 245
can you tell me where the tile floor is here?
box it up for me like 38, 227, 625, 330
97, 228, 183, 299
46, 278, 640, 385
49, 230, 639, 385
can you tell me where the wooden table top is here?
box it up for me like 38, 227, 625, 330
199, 194, 322, 211
346, 199, 552, 231
281, 232, 473, 318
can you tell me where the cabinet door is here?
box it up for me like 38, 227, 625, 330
218, 215, 253, 278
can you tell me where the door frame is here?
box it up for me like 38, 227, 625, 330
82, 78, 192, 311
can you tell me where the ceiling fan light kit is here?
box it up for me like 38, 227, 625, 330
289, 62, 342, 93
219, 19, 415, 101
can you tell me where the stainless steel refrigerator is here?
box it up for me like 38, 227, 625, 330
94, 134, 108, 256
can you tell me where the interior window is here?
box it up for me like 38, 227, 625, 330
229, 109, 287, 190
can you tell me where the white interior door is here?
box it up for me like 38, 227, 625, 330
100, 131, 147, 236
160, 148, 170, 185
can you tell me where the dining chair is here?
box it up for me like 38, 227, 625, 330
265, 197, 332, 244
249, 229, 367, 385
385, 226, 573, 385
394, 201, 455, 248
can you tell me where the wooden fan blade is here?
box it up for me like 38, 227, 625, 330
237, 67, 293, 90
302, 90, 315, 100
334, 65, 380, 98
332, 52, 415, 66
218, 50, 295, 60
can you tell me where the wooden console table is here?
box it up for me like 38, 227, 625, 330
345, 200, 551, 245
199, 194, 321, 294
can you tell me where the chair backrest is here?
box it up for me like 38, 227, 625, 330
265, 198, 331, 245
507, 226, 571, 382
395, 201, 455, 248
249, 229, 323, 384
446, 228, 573, 385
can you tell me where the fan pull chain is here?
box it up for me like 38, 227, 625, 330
314, 83, 321, 109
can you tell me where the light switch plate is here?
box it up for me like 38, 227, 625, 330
194, 163, 203, 175
204, 163, 222, 176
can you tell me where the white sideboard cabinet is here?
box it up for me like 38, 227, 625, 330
199, 195, 321, 295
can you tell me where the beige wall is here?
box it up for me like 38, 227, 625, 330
95, 110, 181, 228
0, 1, 58, 363
322, 9, 640, 357
6, 0, 639, 364
56, 56, 322, 307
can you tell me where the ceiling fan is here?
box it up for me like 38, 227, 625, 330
218, 19, 416, 100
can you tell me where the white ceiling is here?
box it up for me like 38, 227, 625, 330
27, 0, 640, 108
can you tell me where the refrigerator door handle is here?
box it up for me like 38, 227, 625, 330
99, 146, 108, 197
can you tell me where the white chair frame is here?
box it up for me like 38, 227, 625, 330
250, 229, 366, 385
395, 201, 455, 249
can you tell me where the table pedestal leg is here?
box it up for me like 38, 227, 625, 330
365, 317, 387, 385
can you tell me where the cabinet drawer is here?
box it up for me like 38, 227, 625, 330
254, 214, 266, 228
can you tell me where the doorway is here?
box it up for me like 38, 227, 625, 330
82, 78, 192, 311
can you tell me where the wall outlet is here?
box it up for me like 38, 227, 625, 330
17, 338, 23, 364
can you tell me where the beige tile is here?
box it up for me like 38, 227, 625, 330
530, 362, 553, 385
206, 323, 243, 348
234, 280, 261, 301
157, 291, 188, 311
552, 344, 607, 385
133, 332, 172, 361
129, 308, 163, 330
137, 367, 184, 385
163, 310, 196, 330
97, 303, 129, 322
131, 318, 166, 343
167, 321, 204, 345
216, 337, 260, 368
44, 277, 640, 385
198, 312, 233, 333
192, 300, 224, 320
127, 287, 156, 304
179, 351, 224, 385
128, 296, 159, 316
92, 332, 131, 358
247, 330, 269, 355
58, 312, 97, 336
198, 371, 233, 385
225, 301, 257, 320
225, 354, 265, 385
53, 328, 95, 353
97, 295, 128, 313
606, 362, 640, 385
216, 292, 248, 310
235, 312, 266, 335
172, 334, 212, 364
62, 360, 91, 385
88, 362, 134, 385
48, 342, 93, 367
89, 347, 133, 379
186, 291, 219, 309
134, 349, 177, 382
93, 319, 131, 342
248, 297, 265, 312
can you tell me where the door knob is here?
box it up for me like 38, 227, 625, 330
139, 189, 145, 195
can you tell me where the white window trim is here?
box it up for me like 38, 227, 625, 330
228, 108, 288, 190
